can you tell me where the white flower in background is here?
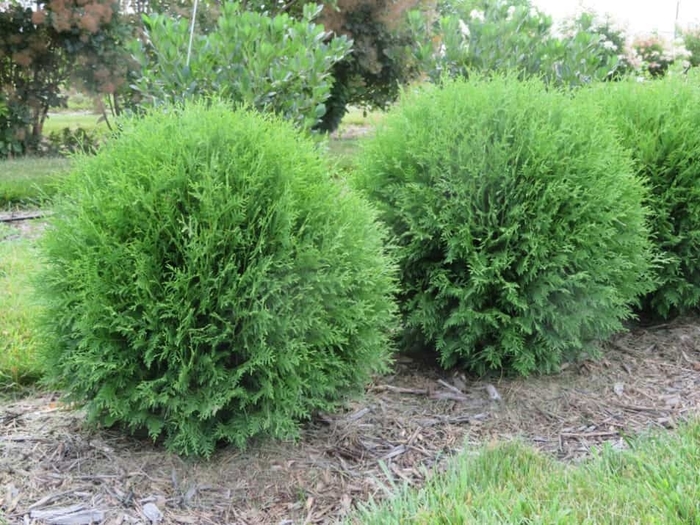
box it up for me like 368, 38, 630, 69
528, 7, 539, 19
673, 44, 692, 59
506, 5, 516, 20
438, 43, 446, 57
626, 48, 642, 69
458, 19, 470, 37
469, 9, 485, 22
602, 40, 617, 51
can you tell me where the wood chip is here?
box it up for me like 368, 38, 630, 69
142, 502, 163, 523
437, 379, 468, 399
379, 445, 407, 461
613, 382, 625, 397
30, 505, 105, 525
345, 407, 372, 422
485, 384, 502, 402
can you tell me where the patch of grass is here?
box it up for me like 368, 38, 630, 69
0, 157, 70, 209
340, 106, 384, 128
352, 422, 700, 524
327, 138, 361, 174
66, 92, 98, 113
0, 236, 43, 388
43, 112, 106, 135
328, 107, 381, 176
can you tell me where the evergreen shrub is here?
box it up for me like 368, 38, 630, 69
579, 77, 700, 319
355, 77, 654, 375
37, 101, 397, 457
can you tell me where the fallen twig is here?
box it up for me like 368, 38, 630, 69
0, 210, 51, 222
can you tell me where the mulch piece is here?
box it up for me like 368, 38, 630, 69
2, 319, 700, 524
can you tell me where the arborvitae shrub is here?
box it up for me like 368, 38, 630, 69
37, 101, 397, 457
355, 77, 654, 375
579, 77, 700, 319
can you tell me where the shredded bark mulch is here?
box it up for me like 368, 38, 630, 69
2, 319, 700, 524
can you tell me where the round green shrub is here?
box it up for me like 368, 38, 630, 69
579, 77, 700, 319
37, 101, 397, 457
355, 77, 654, 375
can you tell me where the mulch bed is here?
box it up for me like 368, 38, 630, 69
0, 212, 49, 240
1, 319, 700, 524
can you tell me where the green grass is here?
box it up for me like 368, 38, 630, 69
43, 112, 106, 135
340, 106, 385, 128
66, 91, 99, 113
0, 232, 43, 388
352, 423, 700, 524
327, 137, 361, 174
327, 107, 382, 174
0, 157, 70, 209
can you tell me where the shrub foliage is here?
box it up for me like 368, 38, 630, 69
356, 77, 654, 375
130, 3, 351, 132
407, 0, 621, 89
38, 101, 397, 456
581, 77, 700, 319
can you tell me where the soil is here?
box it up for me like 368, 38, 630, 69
2, 216, 700, 525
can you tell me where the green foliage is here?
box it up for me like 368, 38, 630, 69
560, 10, 633, 80
42, 126, 100, 157
682, 26, 700, 68
130, 3, 351, 132
37, 100, 397, 457
0, 98, 31, 158
355, 77, 654, 375
580, 76, 700, 319
408, 0, 620, 88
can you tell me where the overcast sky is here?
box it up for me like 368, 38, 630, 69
532, 0, 700, 37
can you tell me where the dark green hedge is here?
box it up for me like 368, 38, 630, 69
580, 77, 700, 319
356, 77, 654, 375
37, 101, 398, 457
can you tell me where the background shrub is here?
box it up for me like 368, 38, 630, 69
42, 126, 100, 157
37, 100, 397, 457
355, 77, 654, 375
580, 76, 700, 319
407, 0, 620, 88
130, 3, 351, 132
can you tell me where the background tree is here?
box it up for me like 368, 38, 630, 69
0, 0, 128, 156
113, 0, 431, 133
681, 25, 700, 68
632, 34, 676, 78
314, 0, 428, 132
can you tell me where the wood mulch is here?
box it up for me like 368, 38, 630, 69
1, 319, 700, 524
0, 212, 49, 240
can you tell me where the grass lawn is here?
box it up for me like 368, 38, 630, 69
352, 422, 700, 524
0, 230, 43, 388
0, 157, 70, 209
341, 106, 385, 127
43, 112, 107, 135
